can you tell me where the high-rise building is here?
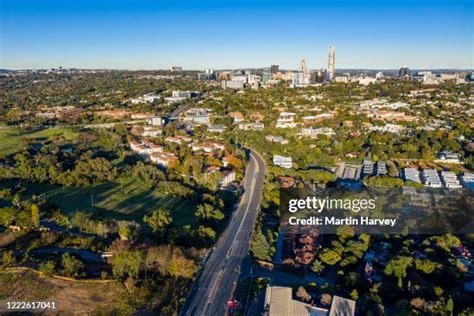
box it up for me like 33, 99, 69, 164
328, 45, 335, 80
270, 65, 279, 75
299, 59, 309, 77
399, 67, 411, 78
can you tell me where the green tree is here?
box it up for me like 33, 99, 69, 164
319, 249, 342, 266
250, 227, 271, 261
1, 250, 16, 268
311, 259, 325, 274
61, 253, 84, 277
195, 203, 224, 223
30, 203, 40, 227
143, 209, 173, 233
384, 256, 413, 288
111, 250, 143, 279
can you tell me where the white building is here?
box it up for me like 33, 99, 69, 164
300, 127, 335, 138
130, 93, 160, 104
273, 155, 292, 169
276, 112, 297, 128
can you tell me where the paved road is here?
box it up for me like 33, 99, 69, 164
180, 149, 266, 316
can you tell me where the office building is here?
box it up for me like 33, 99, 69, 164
270, 65, 279, 75
328, 45, 335, 80
399, 67, 411, 79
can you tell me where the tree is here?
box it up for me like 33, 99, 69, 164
415, 258, 440, 274
1, 250, 16, 268
111, 250, 143, 279
384, 256, 413, 288
320, 293, 332, 306
250, 227, 271, 261
30, 203, 40, 227
143, 209, 173, 233
350, 289, 359, 300
319, 249, 342, 266
296, 286, 311, 303
39, 261, 56, 276
336, 225, 355, 241
198, 226, 216, 242
118, 221, 140, 242
61, 253, 84, 277
446, 297, 454, 315
195, 203, 224, 223
311, 259, 325, 274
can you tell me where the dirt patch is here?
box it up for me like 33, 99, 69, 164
0, 270, 133, 314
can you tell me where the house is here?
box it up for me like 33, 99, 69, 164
129, 140, 163, 155
265, 135, 289, 145
191, 141, 225, 153
207, 124, 226, 133
219, 170, 236, 188
276, 176, 296, 188
141, 126, 162, 137
180, 108, 212, 125
130, 93, 160, 104
238, 122, 264, 131
250, 112, 265, 122
273, 155, 292, 169
435, 151, 462, 164
276, 112, 297, 128
147, 116, 164, 126
264, 286, 355, 316
229, 112, 244, 123
149, 152, 177, 168
165, 135, 192, 144
300, 127, 335, 138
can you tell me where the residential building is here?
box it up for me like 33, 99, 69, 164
264, 286, 355, 316
440, 171, 462, 189
219, 170, 236, 188
130, 93, 160, 104
141, 126, 162, 137
273, 155, 292, 169
181, 108, 211, 125
147, 116, 164, 126
238, 122, 264, 131
222, 80, 245, 90
276, 112, 297, 128
150, 152, 178, 168
421, 169, 442, 188
164, 135, 192, 144
191, 141, 225, 153
435, 151, 462, 164
265, 135, 289, 144
300, 127, 335, 138
229, 112, 244, 123
207, 124, 226, 133
404, 168, 421, 183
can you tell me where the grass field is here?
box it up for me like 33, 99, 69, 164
23, 178, 197, 227
0, 127, 79, 157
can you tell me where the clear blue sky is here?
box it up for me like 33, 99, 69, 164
1, 0, 473, 70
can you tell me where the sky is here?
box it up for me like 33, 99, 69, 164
0, 0, 473, 70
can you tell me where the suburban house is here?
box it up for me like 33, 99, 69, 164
229, 112, 245, 123
273, 155, 292, 169
191, 141, 225, 153
180, 108, 212, 125
130, 140, 163, 156
218, 170, 236, 188
276, 112, 297, 128
265, 135, 289, 144
238, 122, 264, 131
264, 286, 356, 316
165, 135, 192, 144
149, 152, 178, 168
207, 124, 226, 133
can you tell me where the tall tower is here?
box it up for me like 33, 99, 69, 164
328, 45, 335, 80
299, 59, 309, 77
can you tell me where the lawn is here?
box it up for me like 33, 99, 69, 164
0, 127, 79, 157
22, 178, 197, 227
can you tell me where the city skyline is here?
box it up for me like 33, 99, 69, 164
1, 0, 473, 70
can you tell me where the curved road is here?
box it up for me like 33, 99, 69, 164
180, 149, 266, 316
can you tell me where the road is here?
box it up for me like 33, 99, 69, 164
180, 149, 266, 316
